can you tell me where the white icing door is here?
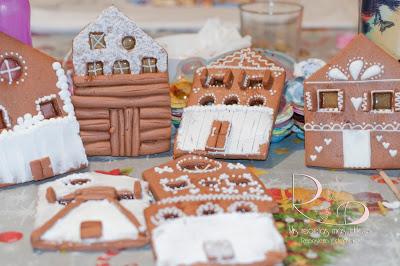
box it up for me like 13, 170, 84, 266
342, 130, 371, 168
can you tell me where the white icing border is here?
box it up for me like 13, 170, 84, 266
305, 121, 400, 132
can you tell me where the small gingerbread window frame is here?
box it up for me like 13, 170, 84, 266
317, 89, 344, 112
370, 90, 394, 114
35, 95, 63, 120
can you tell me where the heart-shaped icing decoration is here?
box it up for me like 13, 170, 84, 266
315, 146, 323, 153
389, 149, 398, 157
324, 138, 332, 145
376, 135, 383, 142
349, 60, 364, 80
383, 142, 390, 149
310, 155, 317, 161
351, 97, 363, 111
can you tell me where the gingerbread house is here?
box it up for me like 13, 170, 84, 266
71, 6, 171, 157
304, 34, 400, 169
144, 201, 286, 266
174, 48, 286, 160
0, 32, 87, 187
31, 172, 151, 251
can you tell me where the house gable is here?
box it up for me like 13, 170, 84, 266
72, 6, 168, 76
0, 32, 66, 128
306, 34, 400, 83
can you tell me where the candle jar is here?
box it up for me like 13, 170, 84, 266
359, 0, 400, 60
0, 0, 32, 46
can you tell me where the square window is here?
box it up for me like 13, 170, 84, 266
319, 91, 339, 109
87, 61, 104, 77
209, 76, 225, 87
248, 78, 263, 88
0, 111, 6, 130
372, 92, 393, 110
142, 57, 158, 73
40, 100, 61, 119
89, 32, 106, 50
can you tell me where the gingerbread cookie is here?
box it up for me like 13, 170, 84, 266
174, 48, 286, 160
71, 6, 171, 157
144, 201, 286, 266
31, 172, 151, 251
142, 155, 270, 201
0, 32, 87, 186
304, 34, 400, 169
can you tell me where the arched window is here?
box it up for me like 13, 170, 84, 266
142, 57, 158, 73
113, 60, 131, 74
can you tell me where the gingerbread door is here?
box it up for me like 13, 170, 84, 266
110, 108, 140, 156
342, 130, 371, 168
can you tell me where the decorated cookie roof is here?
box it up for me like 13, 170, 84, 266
0, 32, 74, 134
208, 48, 285, 76
72, 6, 167, 76
142, 155, 271, 201
306, 34, 400, 83
149, 212, 286, 266
32, 172, 151, 250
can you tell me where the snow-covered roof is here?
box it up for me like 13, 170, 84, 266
72, 6, 168, 76
177, 105, 274, 156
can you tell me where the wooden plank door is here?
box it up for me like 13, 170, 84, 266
110, 108, 140, 156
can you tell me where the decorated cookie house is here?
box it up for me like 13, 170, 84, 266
31, 172, 150, 251
304, 34, 400, 169
174, 48, 286, 160
71, 7, 170, 157
0, 32, 87, 187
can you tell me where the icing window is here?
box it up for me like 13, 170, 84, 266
177, 157, 221, 173
248, 96, 266, 106
206, 120, 231, 152
222, 95, 239, 105
142, 57, 158, 73
113, 60, 131, 74
0, 58, 22, 84
372, 91, 393, 111
199, 95, 215, 106
204, 70, 234, 89
0, 110, 6, 130
87, 61, 104, 76
89, 32, 106, 50
240, 71, 270, 90
122, 36, 136, 50
80, 221, 102, 239
203, 240, 235, 262
319, 91, 339, 109
40, 99, 62, 119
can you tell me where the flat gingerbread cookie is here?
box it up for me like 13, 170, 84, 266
174, 48, 286, 160
71, 6, 171, 157
304, 34, 400, 169
0, 32, 87, 187
144, 201, 286, 266
142, 155, 270, 201
31, 172, 151, 251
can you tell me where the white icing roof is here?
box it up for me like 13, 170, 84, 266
177, 105, 274, 156
72, 6, 168, 76
152, 213, 286, 265
34, 172, 151, 234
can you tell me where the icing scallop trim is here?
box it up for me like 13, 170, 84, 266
52, 62, 75, 116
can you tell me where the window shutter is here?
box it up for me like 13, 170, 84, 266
215, 121, 231, 150
262, 70, 271, 89
394, 91, 400, 112
223, 70, 234, 89
238, 70, 247, 90
199, 68, 209, 87
206, 120, 222, 150
362, 92, 371, 112
305, 90, 317, 112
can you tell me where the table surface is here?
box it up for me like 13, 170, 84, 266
1, 33, 399, 266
